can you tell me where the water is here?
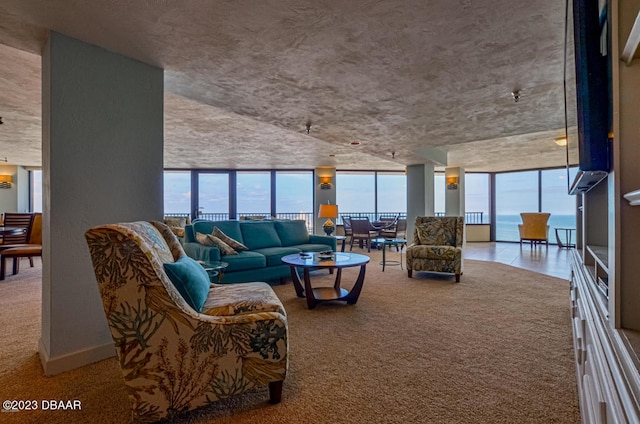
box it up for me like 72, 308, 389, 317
496, 214, 576, 243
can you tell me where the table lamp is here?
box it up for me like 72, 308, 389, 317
318, 203, 339, 236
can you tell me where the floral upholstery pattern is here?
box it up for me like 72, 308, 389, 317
406, 216, 464, 282
85, 221, 288, 423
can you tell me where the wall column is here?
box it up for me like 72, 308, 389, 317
314, 167, 336, 235
407, 164, 435, 240
445, 167, 465, 217
40, 32, 164, 374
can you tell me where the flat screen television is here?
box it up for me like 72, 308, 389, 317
565, 0, 612, 194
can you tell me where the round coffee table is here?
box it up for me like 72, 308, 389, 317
281, 252, 370, 309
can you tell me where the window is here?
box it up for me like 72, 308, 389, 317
164, 171, 191, 216
465, 173, 489, 223
434, 173, 445, 214
198, 173, 229, 220
495, 171, 538, 241
31, 170, 42, 213
336, 172, 375, 218
376, 172, 407, 216
541, 168, 579, 240
236, 171, 270, 217
276, 171, 313, 229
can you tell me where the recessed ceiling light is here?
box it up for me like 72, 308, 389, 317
329, 153, 335, 157
350, 141, 361, 146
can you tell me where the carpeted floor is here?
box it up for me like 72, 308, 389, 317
0, 251, 580, 423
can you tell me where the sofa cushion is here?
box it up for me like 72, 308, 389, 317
213, 227, 248, 252
240, 221, 282, 250
274, 220, 310, 246
192, 221, 243, 243
253, 246, 301, 267
163, 256, 211, 312
221, 250, 266, 272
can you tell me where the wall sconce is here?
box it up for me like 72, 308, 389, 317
319, 176, 333, 190
0, 175, 12, 189
446, 176, 459, 190
554, 137, 568, 146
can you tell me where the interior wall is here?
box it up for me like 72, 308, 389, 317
314, 167, 336, 235
40, 32, 164, 374
407, 164, 435, 240
0, 165, 19, 212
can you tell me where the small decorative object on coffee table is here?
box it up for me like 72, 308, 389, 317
281, 252, 369, 309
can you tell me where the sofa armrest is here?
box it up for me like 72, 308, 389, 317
183, 242, 222, 262
309, 234, 337, 251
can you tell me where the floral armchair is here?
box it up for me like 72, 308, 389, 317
406, 216, 465, 282
85, 221, 288, 422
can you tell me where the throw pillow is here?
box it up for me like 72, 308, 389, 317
205, 234, 238, 256
213, 226, 248, 251
163, 256, 211, 312
196, 232, 214, 246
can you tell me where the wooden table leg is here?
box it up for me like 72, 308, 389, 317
303, 268, 317, 309
334, 268, 343, 289
289, 265, 305, 297
345, 264, 367, 304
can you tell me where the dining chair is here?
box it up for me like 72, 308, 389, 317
342, 216, 353, 244
1, 213, 34, 245
349, 217, 379, 252
0, 212, 42, 280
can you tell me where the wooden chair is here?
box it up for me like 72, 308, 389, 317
0, 213, 42, 280
349, 217, 379, 252
1, 212, 33, 245
342, 216, 353, 245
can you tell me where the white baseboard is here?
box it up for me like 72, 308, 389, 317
38, 338, 116, 376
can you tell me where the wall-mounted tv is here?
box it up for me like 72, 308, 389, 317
565, 0, 612, 194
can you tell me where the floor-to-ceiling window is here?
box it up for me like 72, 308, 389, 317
541, 167, 579, 243
163, 171, 191, 216
336, 172, 376, 220
276, 171, 313, 230
495, 171, 539, 241
236, 171, 271, 218
465, 173, 490, 223
376, 172, 407, 217
434, 173, 445, 214
198, 173, 229, 220
31, 169, 42, 213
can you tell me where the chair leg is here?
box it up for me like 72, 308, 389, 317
13, 257, 19, 275
29, 257, 34, 267
269, 380, 283, 404
408, 269, 412, 278
455, 273, 461, 282
0, 256, 5, 281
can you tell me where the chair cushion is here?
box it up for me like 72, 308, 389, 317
163, 256, 211, 312
274, 220, 310, 246
240, 221, 282, 250
0, 245, 42, 256
408, 245, 460, 260
416, 219, 457, 246
202, 281, 286, 316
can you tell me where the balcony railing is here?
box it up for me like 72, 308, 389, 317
165, 211, 486, 231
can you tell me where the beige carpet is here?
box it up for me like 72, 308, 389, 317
0, 251, 580, 423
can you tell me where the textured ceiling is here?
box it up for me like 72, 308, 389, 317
0, 0, 577, 172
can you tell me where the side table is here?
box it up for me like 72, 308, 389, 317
199, 261, 229, 283
372, 238, 407, 271
555, 228, 576, 249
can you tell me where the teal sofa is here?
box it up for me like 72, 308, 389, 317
183, 219, 336, 283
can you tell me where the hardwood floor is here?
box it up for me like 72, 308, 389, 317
464, 242, 572, 280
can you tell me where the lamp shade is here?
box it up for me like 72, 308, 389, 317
318, 203, 338, 219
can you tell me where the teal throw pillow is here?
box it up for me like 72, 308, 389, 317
163, 256, 210, 312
